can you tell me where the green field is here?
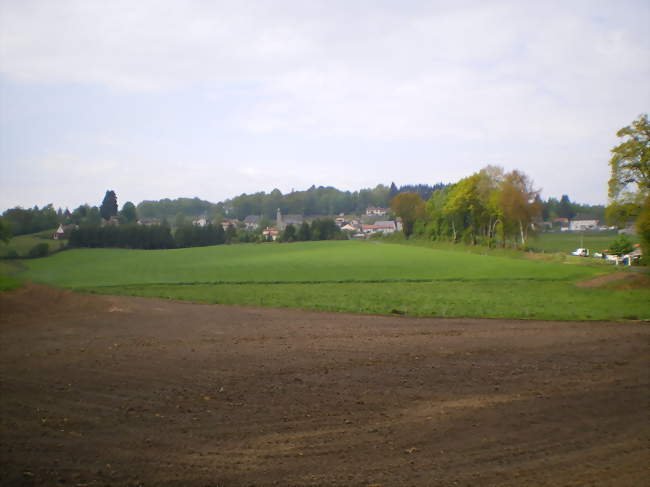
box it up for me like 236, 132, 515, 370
14, 240, 650, 321
0, 230, 66, 258
530, 231, 638, 253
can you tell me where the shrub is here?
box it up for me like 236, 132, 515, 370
27, 242, 50, 258
5, 249, 18, 259
608, 235, 634, 256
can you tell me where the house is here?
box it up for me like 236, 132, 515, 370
569, 216, 599, 231
53, 224, 78, 240
552, 217, 569, 230
244, 215, 261, 230
261, 226, 279, 241
374, 221, 397, 233
192, 217, 208, 227
362, 221, 398, 235
220, 219, 239, 230
340, 223, 357, 232
137, 218, 161, 226
365, 206, 388, 216
276, 209, 303, 230
53, 224, 65, 240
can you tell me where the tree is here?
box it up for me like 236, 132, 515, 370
389, 182, 399, 199
100, 190, 118, 220
390, 192, 425, 237
120, 201, 137, 223
499, 170, 541, 247
557, 195, 575, 219
298, 221, 311, 241
0, 218, 12, 243
607, 114, 650, 257
608, 235, 634, 256
282, 224, 296, 242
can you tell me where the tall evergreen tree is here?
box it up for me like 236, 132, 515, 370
389, 182, 399, 199
100, 190, 118, 220
557, 195, 575, 219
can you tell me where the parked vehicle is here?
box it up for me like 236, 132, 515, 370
571, 248, 589, 257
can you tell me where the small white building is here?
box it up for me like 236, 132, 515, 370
365, 207, 388, 216
53, 224, 65, 240
362, 221, 397, 235
569, 218, 599, 231
193, 217, 208, 227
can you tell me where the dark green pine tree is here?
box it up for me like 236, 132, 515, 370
100, 190, 118, 220
389, 182, 399, 199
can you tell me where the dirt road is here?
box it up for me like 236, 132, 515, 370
1, 284, 648, 486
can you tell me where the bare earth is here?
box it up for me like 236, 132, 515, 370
1, 285, 648, 487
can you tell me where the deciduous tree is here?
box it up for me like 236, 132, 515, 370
607, 114, 650, 259
390, 192, 425, 237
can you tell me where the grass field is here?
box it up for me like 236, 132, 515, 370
14, 240, 650, 321
529, 230, 638, 253
0, 230, 66, 258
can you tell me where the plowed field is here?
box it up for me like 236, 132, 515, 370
1, 284, 648, 486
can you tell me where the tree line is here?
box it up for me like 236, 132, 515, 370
391, 166, 544, 247
67, 217, 345, 250
136, 183, 447, 221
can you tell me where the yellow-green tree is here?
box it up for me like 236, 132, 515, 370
499, 170, 541, 247
607, 114, 649, 227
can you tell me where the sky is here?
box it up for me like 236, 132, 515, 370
1, 0, 649, 211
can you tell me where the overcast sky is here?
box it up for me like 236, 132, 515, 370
1, 0, 648, 211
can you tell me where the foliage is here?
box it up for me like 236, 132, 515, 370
138, 197, 221, 220
425, 166, 540, 247
27, 242, 50, 258
100, 190, 118, 220
607, 114, 650, 227
557, 195, 575, 219
0, 231, 66, 258
0, 218, 11, 243
2, 204, 60, 236
309, 219, 342, 241
120, 201, 138, 223
390, 192, 425, 237
135, 183, 445, 222
281, 224, 296, 242
608, 114, 650, 200
636, 195, 650, 259
69, 224, 175, 250
174, 223, 225, 247
607, 235, 635, 256
298, 221, 312, 241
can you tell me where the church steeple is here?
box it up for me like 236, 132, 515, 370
276, 208, 283, 229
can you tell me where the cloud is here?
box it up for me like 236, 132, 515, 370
0, 1, 648, 206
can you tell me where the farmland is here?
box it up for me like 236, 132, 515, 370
529, 230, 639, 253
0, 230, 66, 258
1, 284, 648, 486
3, 239, 649, 485
18, 240, 650, 321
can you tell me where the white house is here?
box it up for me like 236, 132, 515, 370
365, 207, 388, 216
53, 224, 65, 240
243, 215, 261, 230
362, 221, 397, 235
569, 218, 599, 231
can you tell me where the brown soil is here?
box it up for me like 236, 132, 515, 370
576, 271, 650, 289
1, 284, 649, 487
